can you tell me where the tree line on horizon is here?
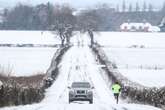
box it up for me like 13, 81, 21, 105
0, 1, 165, 31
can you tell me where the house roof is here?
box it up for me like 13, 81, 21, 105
120, 22, 152, 29
120, 22, 160, 32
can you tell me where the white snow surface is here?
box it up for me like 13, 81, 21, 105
0, 35, 161, 110
95, 32, 165, 48
103, 48, 165, 68
95, 32, 165, 87
0, 31, 60, 44
119, 69, 165, 87
0, 47, 57, 76
102, 48, 165, 87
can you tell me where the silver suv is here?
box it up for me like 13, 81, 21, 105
68, 82, 94, 104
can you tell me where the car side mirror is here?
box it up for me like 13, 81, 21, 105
91, 86, 95, 89
68, 86, 71, 89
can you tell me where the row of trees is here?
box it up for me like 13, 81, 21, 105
1, 2, 165, 31
119, 0, 155, 12
2, 3, 75, 30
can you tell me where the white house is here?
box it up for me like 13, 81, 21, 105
120, 22, 160, 32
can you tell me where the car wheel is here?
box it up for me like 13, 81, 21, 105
89, 99, 93, 104
69, 100, 71, 104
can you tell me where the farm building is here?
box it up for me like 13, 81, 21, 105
120, 22, 160, 32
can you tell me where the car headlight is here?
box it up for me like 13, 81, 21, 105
87, 91, 93, 95
69, 90, 74, 94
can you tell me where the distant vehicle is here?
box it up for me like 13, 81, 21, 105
68, 82, 94, 104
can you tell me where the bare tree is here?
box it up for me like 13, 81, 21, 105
116, 4, 119, 12
53, 4, 75, 26
5, 4, 33, 29
47, 2, 55, 27
135, 2, 140, 12
122, 0, 126, 12
143, 1, 147, 12
51, 4, 75, 46
53, 24, 73, 46
148, 4, 153, 12
64, 24, 73, 44
34, 4, 49, 29
87, 29, 94, 46
51, 23, 65, 46
161, 1, 165, 13
77, 9, 101, 47
129, 3, 132, 12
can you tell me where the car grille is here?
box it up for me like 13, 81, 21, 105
75, 95, 86, 98
76, 90, 86, 94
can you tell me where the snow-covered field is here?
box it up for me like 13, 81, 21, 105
0, 31, 60, 44
95, 32, 165, 87
0, 47, 57, 76
96, 32, 165, 48
0, 31, 60, 76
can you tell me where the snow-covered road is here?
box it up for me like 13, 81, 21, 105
0, 35, 161, 110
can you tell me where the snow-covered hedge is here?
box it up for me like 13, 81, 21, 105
0, 45, 71, 107
92, 44, 165, 109
43, 45, 71, 88
0, 74, 45, 107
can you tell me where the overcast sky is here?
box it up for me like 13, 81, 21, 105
0, 0, 165, 9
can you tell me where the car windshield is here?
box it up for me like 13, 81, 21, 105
72, 82, 91, 88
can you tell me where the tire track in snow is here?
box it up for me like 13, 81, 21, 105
83, 46, 115, 102
56, 46, 89, 103
56, 49, 77, 103
57, 57, 75, 102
